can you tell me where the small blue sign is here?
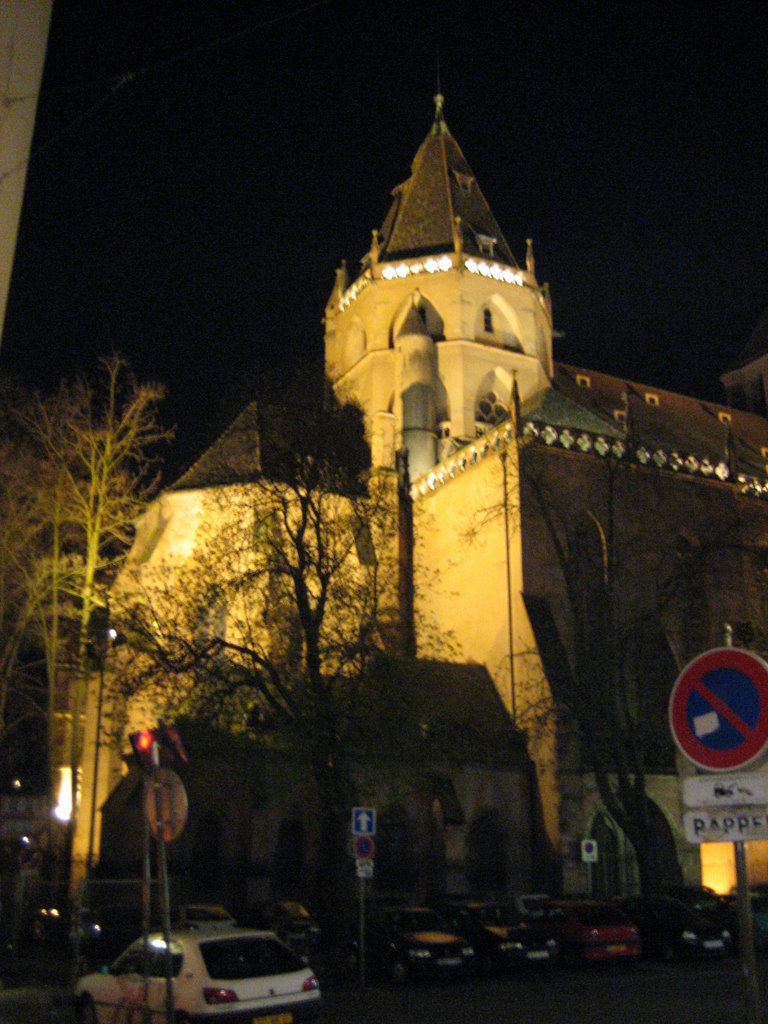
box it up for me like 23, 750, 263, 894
351, 806, 376, 836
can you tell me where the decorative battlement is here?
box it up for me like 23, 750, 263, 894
337, 255, 530, 314
410, 415, 768, 501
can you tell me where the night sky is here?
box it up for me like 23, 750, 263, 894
3, 0, 768, 477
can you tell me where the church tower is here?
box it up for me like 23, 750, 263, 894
325, 95, 553, 482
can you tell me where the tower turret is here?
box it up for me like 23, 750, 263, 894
325, 96, 554, 479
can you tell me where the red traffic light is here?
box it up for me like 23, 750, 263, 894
129, 729, 156, 770
129, 723, 187, 772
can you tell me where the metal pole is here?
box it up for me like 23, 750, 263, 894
86, 658, 105, 872
735, 839, 762, 1024
358, 875, 366, 988
723, 623, 763, 1024
500, 451, 516, 721
151, 743, 175, 1024
141, 776, 152, 1024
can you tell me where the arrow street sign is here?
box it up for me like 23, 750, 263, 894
351, 807, 376, 836
669, 647, 768, 772
682, 772, 768, 808
683, 806, 768, 844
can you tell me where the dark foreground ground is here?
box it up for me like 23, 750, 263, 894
1, 949, 767, 1024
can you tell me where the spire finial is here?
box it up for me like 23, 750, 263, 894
432, 92, 447, 134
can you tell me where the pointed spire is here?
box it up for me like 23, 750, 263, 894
376, 96, 516, 265
432, 92, 449, 136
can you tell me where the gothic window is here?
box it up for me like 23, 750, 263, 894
476, 390, 509, 426
483, 308, 493, 333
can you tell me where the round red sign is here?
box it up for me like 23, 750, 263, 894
668, 647, 768, 772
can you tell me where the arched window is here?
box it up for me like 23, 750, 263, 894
476, 390, 510, 427
483, 308, 493, 333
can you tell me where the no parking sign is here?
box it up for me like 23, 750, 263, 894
668, 647, 768, 772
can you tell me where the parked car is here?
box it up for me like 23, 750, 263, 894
246, 900, 321, 952
355, 904, 475, 983
74, 926, 322, 1024
617, 896, 731, 960
177, 903, 237, 931
665, 885, 736, 932
434, 898, 558, 974
543, 899, 641, 965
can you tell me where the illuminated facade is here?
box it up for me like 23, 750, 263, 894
80, 96, 768, 898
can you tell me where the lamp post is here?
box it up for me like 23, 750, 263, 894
86, 614, 116, 874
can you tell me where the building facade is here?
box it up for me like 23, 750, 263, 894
81, 96, 768, 901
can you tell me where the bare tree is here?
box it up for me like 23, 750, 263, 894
518, 443, 768, 894
116, 383, 399, 912
18, 355, 171, 869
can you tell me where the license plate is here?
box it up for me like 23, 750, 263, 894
437, 957, 462, 966
606, 944, 626, 953
526, 950, 550, 960
253, 1015, 293, 1024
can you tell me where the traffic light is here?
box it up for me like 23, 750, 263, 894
129, 722, 188, 772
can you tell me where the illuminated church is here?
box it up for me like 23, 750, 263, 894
82, 96, 768, 902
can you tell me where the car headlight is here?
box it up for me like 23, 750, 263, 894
462, 946, 475, 957
681, 930, 697, 942
546, 939, 558, 948
721, 930, 731, 941
408, 948, 432, 959
500, 941, 524, 951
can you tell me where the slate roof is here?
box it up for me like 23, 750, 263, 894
170, 402, 262, 490
522, 363, 768, 485
355, 656, 528, 767
377, 96, 518, 266
731, 306, 768, 368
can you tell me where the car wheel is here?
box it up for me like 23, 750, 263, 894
390, 958, 408, 983
77, 995, 98, 1024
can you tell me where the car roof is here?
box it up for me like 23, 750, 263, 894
144, 926, 278, 944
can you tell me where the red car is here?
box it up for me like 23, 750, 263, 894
544, 899, 641, 964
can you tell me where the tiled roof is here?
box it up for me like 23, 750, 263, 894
377, 99, 517, 266
730, 306, 768, 368
170, 402, 261, 490
525, 364, 768, 486
356, 656, 528, 765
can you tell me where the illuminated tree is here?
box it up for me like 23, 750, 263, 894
116, 381, 400, 912
18, 355, 171, 867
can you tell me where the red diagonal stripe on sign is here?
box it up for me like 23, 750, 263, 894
691, 679, 757, 741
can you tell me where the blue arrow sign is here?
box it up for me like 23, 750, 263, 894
351, 806, 376, 835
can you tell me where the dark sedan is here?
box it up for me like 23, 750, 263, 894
617, 895, 731, 960
435, 899, 558, 974
357, 905, 476, 983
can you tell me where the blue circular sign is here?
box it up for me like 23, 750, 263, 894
669, 647, 768, 771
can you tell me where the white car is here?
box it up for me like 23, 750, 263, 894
73, 926, 322, 1023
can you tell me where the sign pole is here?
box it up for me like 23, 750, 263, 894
722, 628, 763, 1024
151, 741, 175, 1024
358, 875, 366, 988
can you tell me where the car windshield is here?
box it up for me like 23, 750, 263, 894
279, 901, 310, 919
200, 936, 304, 980
390, 909, 446, 932
186, 906, 232, 922
470, 904, 506, 926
